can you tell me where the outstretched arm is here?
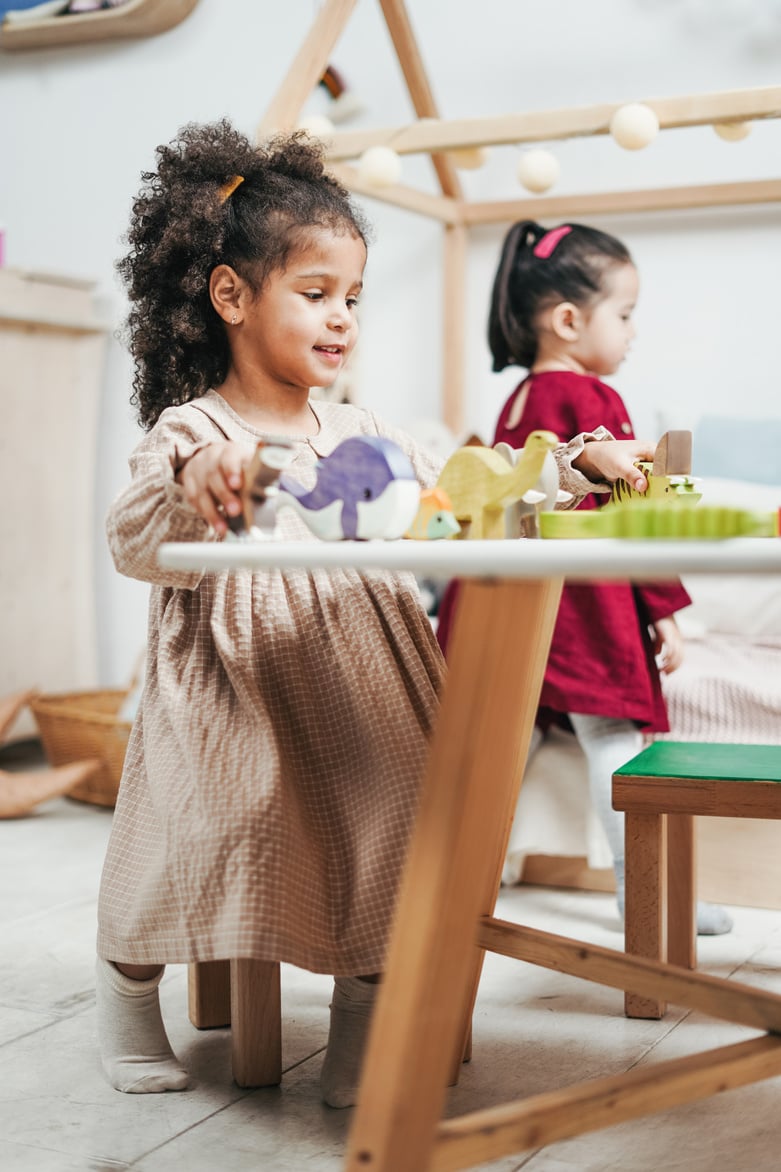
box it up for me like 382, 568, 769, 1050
552, 428, 654, 505
107, 417, 256, 587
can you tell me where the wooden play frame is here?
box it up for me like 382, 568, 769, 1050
258, 0, 781, 438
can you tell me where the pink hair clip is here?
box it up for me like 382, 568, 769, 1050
533, 225, 572, 258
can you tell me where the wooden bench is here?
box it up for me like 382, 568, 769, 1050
613, 741, 781, 1018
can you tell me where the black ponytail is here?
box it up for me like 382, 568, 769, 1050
487, 220, 632, 371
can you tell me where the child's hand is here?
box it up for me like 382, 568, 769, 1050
176, 442, 257, 535
574, 439, 656, 491
652, 616, 684, 675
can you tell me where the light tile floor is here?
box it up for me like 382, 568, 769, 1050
3, 743, 781, 1171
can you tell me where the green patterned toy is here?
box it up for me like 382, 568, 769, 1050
609, 429, 701, 506
540, 500, 778, 539
540, 430, 780, 539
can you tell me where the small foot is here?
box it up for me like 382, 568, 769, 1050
320, 976, 377, 1109
96, 958, 190, 1094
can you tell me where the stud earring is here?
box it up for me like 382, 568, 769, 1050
230, 312, 238, 325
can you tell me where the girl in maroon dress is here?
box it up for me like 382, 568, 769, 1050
437, 220, 731, 935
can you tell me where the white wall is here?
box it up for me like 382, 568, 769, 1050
1, 0, 779, 684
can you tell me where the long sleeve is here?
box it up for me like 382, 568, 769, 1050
106, 410, 219, 590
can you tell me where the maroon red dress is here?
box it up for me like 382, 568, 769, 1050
436, 370, 691, 732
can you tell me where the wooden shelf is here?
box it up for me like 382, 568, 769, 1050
0, 268, 108, 715
0, 0, 199, 52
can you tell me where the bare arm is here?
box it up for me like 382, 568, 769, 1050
652, 616, 685, 674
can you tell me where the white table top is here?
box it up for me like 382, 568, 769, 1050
158, 537, 781, 581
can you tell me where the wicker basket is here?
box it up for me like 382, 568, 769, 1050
30, 688, 133, 807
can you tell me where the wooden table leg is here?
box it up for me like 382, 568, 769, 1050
624, 811, 666, 1019
230, 958, 281, 1088
667, 812, 696, 970
345, 577, 562, 1172
188, 959, 231, 1028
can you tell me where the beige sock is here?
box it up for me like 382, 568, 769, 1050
96, 958, 190, 1093
320, 976, 378, 1109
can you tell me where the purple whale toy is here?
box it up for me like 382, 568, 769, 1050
278, 436, 421, 540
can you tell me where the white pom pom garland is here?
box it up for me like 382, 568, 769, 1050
358, 146, 403, 187
713, 120, 752, 142
516, 148, 560, 193
447, 146, 488, 170
609, 103, 659, 150
296, 114, 335, 141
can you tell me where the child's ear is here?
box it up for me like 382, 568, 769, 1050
549, 301, 581, 342
210, 264, 245, 325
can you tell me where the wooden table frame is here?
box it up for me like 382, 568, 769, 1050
158, 538, 781, 1172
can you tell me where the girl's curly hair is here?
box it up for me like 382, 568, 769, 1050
117, 119, 369, 429
487, 220, 632, 372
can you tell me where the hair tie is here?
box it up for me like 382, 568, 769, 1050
218, 174, 244, 204
533, 225, 572, 258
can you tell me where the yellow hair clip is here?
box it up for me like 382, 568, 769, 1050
218, 174, 244, 204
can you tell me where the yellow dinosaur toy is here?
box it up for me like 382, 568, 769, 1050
436, 430, 559, 539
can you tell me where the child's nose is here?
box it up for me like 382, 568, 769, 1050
328, 304, 350, 329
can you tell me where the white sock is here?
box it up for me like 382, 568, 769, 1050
613, 861, 733, 936
96, 957, 190, 1093
320, 976, 377, 1109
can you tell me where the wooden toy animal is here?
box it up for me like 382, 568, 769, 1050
610, 429, 702, 506
493, 441, 572, 538
229, 440, 296, 537
278, 435, 421, 540
436, 429, 559, 539
540, 500, 778, 539
405, 487, 460, 540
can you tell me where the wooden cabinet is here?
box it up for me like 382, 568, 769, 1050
0, 269, 108, 728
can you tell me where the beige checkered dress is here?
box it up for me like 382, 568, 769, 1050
98, 393, 445, 975
97, 392, 595, 975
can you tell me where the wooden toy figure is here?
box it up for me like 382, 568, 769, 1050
228, 440, 296, 537
493, 440, 572, 538
277, 435, 421, 540
540, 499, 778, 539
610, 430, 701, 506
405, 487, 461, 540
436, 429, 559, 539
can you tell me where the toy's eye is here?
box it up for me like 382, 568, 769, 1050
363, 488, 373, 500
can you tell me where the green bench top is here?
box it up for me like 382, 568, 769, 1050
614, 741, 781, 782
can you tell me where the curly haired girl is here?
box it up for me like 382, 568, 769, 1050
96, 124, 664, 1108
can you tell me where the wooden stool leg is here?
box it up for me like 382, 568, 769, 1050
188, 959, 231, 1028
345, 577, 562, 1172
230, 958, 281, 1088
625, 810, 667, 1019
667, 812, 696, 970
